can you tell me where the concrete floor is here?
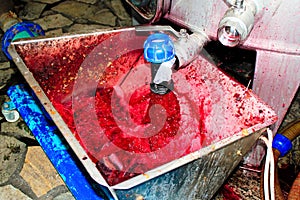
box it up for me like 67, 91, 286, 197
0, 0, 299, 199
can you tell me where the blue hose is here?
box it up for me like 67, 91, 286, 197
7, 84, 114, 200
1, 21, 44, 60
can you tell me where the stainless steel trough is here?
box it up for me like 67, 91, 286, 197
8, 27, 277, 199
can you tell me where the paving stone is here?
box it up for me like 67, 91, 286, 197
9, 174, 38, 199
0, 94, 8, 104
38, 185, 70, 200
0, 135, 27, 185
94, 0, 108, 10
34, 14, 73, 31
75, 0, 98, 4
74, 18, 89, 24
108, 0, 131, 21
53, 192, 75, 200
0, 47, 8, 63
0, 68, 16, 90
117, 18, 133, 27
46, 28, 63, 36
52, 1, 116, 26
0, 62, 10, 70
20, 146, 65, 198
0, 34, 8, 62
0, 68, 15, 83
33, 0, 62, 4
19, 2, 47, 20
1, 121, 35, 141
66, 23, 111, 33
51, 1, 98, 20
281, 90, 300, 127
0, 185, 32, 200
41, 10, 57, 17
88, 9, 117, 26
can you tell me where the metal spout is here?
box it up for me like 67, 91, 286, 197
217, 0, 260, 47
150, 59, 176, 95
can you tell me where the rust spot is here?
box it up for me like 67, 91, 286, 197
244, 90, 251, 99
211, 144, 216, 150
136, 195, 144, 200
142, 173, 150, 179
241, 129, 249, 136
236, 150, 242, 156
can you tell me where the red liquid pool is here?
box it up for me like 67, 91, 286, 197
69, 49, 206, 185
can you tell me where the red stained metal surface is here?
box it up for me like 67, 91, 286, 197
13, 29, 277, 186
166, 0, 300, 54
161, 0, 300, 167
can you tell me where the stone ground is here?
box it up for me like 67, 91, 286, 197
0, 0, 299, 199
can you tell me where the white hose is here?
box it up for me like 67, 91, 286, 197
260, 136, 270, 200
260, 128, 275, 200
267, 128, 275, 200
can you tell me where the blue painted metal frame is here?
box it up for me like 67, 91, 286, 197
1, 22, 45, 60
7, 84, 114, 200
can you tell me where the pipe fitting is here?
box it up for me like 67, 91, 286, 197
149, 30, 207, 94
137, 25, 208, 94
1, 101, 20, 123
218, 0, 257, 47
174, 29, 208, 68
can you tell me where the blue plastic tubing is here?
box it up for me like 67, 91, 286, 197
272, 118, 300, 157
7, 84, 113, 200
272, 133, 293, 157
1, 22, 45, 60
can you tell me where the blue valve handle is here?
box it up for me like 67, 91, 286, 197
272, 133, 293, 157
143, 33, 175, 64
1, 21, 45, 60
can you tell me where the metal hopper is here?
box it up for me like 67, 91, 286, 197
8, 27, 277, 199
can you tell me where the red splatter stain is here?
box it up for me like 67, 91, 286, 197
222, 184, 241, 200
